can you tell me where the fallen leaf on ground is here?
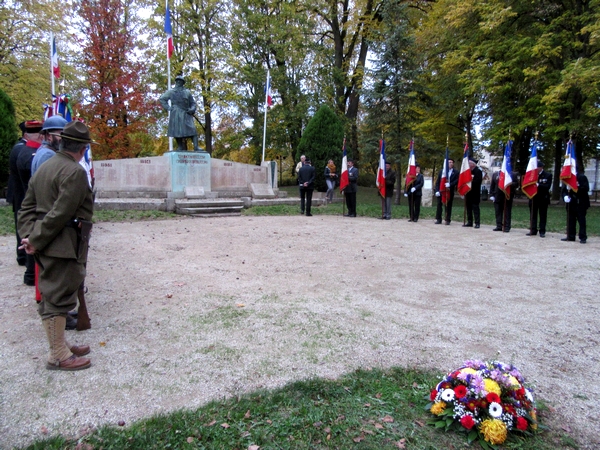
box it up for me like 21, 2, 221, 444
166, 293, 173, 298
382, 415, 394, 423
375, 393, 382, 398
396, 438, 407, 448
353, 435, 364, 443
205, 420, 216, 426
187, 437, 194, 443
374, 423, 384, 429
236, 303, 245, 307
244, 410, 251, 419
414, 420, 425, 427
221, 423, 230, 428
248, 446, 260, 450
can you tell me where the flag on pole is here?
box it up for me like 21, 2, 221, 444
52, 37, 60, 78
498, 140, 514, 199
560, 139, 578, 192
522, 140, 539, 199
339, 139, 349, 192
439, 146, 450, 205
405, 140, 417, 188
265, 72, 273, 107
457, 142, 472, 196
165, 5, 174, 59
376, 139, 386, 197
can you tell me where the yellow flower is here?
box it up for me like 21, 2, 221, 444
479, 419, 508, 445
508, 375, 520, 387
484, 379, 502, 396
530, 410, 538, 430
430, 401, 446, 415
460, 368, 477, 375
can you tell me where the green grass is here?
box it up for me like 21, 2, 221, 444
246, 186, 600, 236
22, 367, 573, 450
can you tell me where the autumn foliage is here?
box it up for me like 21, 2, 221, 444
78, 0, 155, 160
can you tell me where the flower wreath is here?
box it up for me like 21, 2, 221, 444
426, 360, 537, 448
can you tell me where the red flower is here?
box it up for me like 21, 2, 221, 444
454, 385, 468, 399
516, 416, 528, 431
466, 399, 477, 411
516, 387, 526, 399
486, 392, 501, 404
430, 389, 438, 401
460, 415, 476, 430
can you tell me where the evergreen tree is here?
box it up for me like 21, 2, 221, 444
0, 88, 18, 190
296, 105, 344, 191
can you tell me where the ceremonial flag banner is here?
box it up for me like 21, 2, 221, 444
165, 5, 174, 59
560, 139, 578, 192
339, 139, 349, 192
457, 142, 472, 196
440, 146, 450, 205
265, 73, 273, 107
499, 140, 514, 199
522, 141, 539, 199
405, 140, 417, 188
52, 37, 60, 79
376, 139, 386, 197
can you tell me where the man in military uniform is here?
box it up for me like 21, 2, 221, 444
159, 75, 200, 151
527, 161, 552, 237
18, 121, 96, 371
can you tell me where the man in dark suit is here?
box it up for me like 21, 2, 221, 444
561, 172, 590, 244
343, 159, 358, 217
434, 158, 458, 225
406, 164, 424, 222
527, 161, 552, 237
464, 159, 483, 228
490, 170, 518, 232
381, 161, 396, 220
298, 159, 316, 216
18, 121, 96, 371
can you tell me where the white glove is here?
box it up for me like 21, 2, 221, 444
536, 182, 539, 186
403, 193, 408, 197
445, 182, 450, 188
460, 195, 464, 199
411, 187, 416, 193
435, 191, 440, 197
490, 196, 495, 202
564, 195, 571, 203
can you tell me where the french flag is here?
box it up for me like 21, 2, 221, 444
376, 139, 386, 197
165, 4, 174, 59
457, 142, 472, 196
52, 37, 60, 79
265, 71, 273, 107
339, 139, 348, 192
498, 140, 513, 199
560, 139, 578, 192
522, 140, 539, 199
405, 140, 416, 188
440, 146, 450, 204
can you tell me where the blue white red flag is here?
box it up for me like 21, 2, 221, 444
405, 140, 416, 188
499, 140, 513, 199
376, 139, 386, 197
165, 5, 174, 59
522, 140, 539, 199
265, 71, 273, 107
457, 142, 472, 196
52, 37, 60, 78
339, 139, 348, 192
560, 139, 578, 192
440, 146, 450, 204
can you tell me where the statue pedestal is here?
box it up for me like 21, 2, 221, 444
167, 151, 211, 193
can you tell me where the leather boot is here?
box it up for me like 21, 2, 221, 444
43, 317, 91, 371
64, 338, 91, 357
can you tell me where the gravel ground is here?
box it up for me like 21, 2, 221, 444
0, 215, 598, 449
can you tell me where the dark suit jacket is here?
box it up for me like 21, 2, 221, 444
298, 164, 316, 189
406, 173, 424, 196
536, 170, 553, 203
345, 166, 358, 193
435, 168, 458, 197
561, 174, 590, 209
466, 167, 483, 202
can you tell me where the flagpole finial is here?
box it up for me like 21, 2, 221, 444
446, 134, 449, 146
534, 130, 539, 141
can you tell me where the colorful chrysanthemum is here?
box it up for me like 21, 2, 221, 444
484, 378, 502, 396
430, 401, 446, 415
479, 419, 508, 444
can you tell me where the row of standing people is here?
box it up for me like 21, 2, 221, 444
7, 118, 97, 371
294, 155, 590, 242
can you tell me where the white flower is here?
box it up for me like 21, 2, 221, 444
441, 389, 455, 402
489, 402, 503, 418
525, 389, 534, 402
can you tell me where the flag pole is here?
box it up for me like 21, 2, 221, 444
463, 132, 468, 226
261, 69, 269, 164
444, 134, 449, 223
50, 33, 55, 109
166, 0, 173, 152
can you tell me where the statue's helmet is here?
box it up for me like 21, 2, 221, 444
175, 75, 185, 83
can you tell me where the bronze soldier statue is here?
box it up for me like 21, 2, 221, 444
159, 75, 200, 151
